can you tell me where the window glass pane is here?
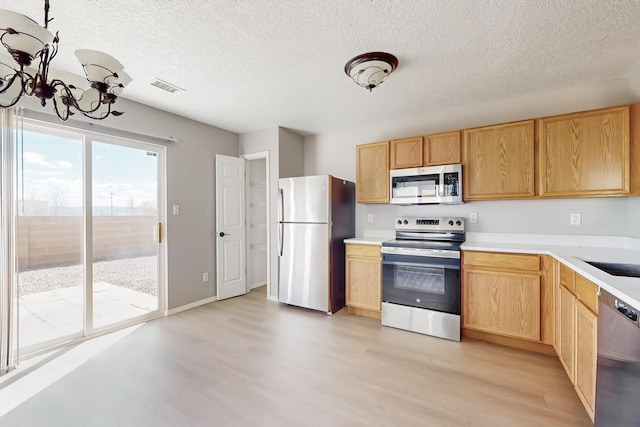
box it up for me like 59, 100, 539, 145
16, 125, 84, 350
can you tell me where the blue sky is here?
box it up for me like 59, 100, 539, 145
19, 126, 158, 212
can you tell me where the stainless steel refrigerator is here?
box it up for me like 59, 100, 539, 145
278, 175, 355, 313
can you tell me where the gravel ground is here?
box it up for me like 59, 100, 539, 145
18, 256, 158, 296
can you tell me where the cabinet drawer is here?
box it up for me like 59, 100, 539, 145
559, 263, 576, 293
464, 251, 540, 272
346, 244, 380, 258
575, 274, 599, 314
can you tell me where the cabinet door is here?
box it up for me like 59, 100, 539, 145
575, 301, 597, 422
424, 131, 461, 165
538, 105, 629, 197
345, 245, 381, 318
540, 256, 556, 345
356, 141, 389, 203
463, 120, 535, 200
390, 136, 423, 169
463, 269, 541, 341
558, 284, 576, 380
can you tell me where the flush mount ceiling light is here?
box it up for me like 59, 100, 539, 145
0, 0, 131, 121
344, 52, 398, 92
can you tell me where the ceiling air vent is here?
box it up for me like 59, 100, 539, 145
150, 78, 185, 94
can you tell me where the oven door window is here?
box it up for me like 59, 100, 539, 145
394, 265, 445, 295
382, 253, 460, 315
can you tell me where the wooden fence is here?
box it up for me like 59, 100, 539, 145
17, 216, 158, 270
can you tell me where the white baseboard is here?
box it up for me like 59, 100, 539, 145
250, 281, 267, 290
167, 296, 217, 316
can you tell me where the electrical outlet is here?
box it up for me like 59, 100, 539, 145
367, 214, 374, 223
172, 205, 180, 215
570, 213, 581, 225
203, 272, 209, 282
469, 212, 478, 223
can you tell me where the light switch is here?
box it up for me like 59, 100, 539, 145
172, 205, 180, 215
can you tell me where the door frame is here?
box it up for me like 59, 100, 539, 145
241, 151, 271, 298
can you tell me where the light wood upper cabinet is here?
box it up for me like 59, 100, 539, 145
390, 136, 423, 169
356, 141, 389, 203
345, 244, 381, 319
463, 120, 536, 200
538, 105, 630, 197
424, 131, 461, 165
463, 252, 542, 342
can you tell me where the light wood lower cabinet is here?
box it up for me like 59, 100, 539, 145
555, 263, 598, 422
575, 300, 597, 420
462, 251, 544, 344
558, 283, 576, 379
464, 270, 541, 341
345, 244, 381, 319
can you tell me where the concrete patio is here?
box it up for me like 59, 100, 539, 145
19, 282, 157, 349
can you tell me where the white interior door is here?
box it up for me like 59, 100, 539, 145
215, 155, 246, 300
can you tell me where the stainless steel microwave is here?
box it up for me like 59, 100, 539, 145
390, 164, 463, 205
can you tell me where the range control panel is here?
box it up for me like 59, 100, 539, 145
394, 216, 465, 232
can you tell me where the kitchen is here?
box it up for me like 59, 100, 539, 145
1, 1, 640, 425
324, 100, 640, 424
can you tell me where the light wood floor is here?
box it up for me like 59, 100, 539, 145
0, 286, 591, 426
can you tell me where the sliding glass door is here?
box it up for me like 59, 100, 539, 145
16, 124, 85, 350
91, 140, 160, 330
12, 119, 165, 355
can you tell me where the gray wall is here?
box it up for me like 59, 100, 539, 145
239, 128, 279, 300
25, 97, 239, 310
629, 197, 640, 238
114, 99, 238, 309
239, 126, 305, 300
304, 78, 639, 238
278, 128, 305, 178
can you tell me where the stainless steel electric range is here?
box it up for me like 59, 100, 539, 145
381, 216, 465, 341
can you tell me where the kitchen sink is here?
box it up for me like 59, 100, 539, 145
582, 261, 640, 278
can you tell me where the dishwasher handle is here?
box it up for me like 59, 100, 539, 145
602, 289, 640, 327
615, 299, 639, 322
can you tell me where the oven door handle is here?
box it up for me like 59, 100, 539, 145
382, 260, 460, 270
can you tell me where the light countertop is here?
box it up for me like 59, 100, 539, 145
462, 234, 640, 310
344, 229, 394, 246
343, 237, 388, 246
343, 231, 640, 309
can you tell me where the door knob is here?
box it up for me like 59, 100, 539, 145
218, 232, 229, 237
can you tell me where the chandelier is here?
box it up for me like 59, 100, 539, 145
0, 1, 130, 121
344, 52, 398, 92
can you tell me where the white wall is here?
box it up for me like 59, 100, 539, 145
304, 78, 639, 238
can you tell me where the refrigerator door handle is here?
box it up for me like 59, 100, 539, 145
278, 188, 284, 223
279, 223, 284, 256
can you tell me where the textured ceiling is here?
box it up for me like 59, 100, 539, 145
1, 0, 640, 135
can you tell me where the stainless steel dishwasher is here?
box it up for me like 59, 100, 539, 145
595, 289, 640, 426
